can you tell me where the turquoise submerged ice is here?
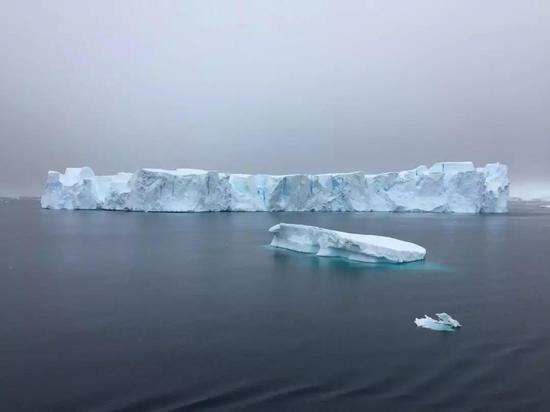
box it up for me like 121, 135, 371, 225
415, 313, 462, 332
269, 223, 426, 263
41, 162, 509, 213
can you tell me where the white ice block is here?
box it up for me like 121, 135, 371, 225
269, 223, 426, 263
415, 313, 461, 331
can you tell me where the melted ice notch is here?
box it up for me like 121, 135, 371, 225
269, 223, 426, 263
415, 313, 461, 331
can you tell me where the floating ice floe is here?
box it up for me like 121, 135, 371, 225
414, 313, 461, 331
269, 223, 426, 263
41, 162, 509, 213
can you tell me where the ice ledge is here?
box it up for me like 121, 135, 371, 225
40, 162, 509, 213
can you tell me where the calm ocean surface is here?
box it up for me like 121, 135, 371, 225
1, 199, 549, 411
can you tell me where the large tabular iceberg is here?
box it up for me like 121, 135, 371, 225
269, 223, 426, 263
41, 162, 509, 213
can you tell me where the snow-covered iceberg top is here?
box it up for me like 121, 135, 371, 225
415, 313, 461, 331
269, 223, 426, 263
41, 162, 509, 213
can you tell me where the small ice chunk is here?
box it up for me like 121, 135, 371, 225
414, 313, 461, 331
269, 223, 426, 263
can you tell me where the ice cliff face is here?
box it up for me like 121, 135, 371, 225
41, 162, 509, 213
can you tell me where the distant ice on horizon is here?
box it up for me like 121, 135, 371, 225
510, 183, 550, 201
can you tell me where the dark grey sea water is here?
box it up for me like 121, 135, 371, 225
1, 199, 550, 412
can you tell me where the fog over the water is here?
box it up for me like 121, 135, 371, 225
1, 1, 549, 197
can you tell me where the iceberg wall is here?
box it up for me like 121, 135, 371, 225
41, 162, 509, 213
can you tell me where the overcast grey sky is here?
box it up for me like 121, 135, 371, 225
1, 1, 549, 196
